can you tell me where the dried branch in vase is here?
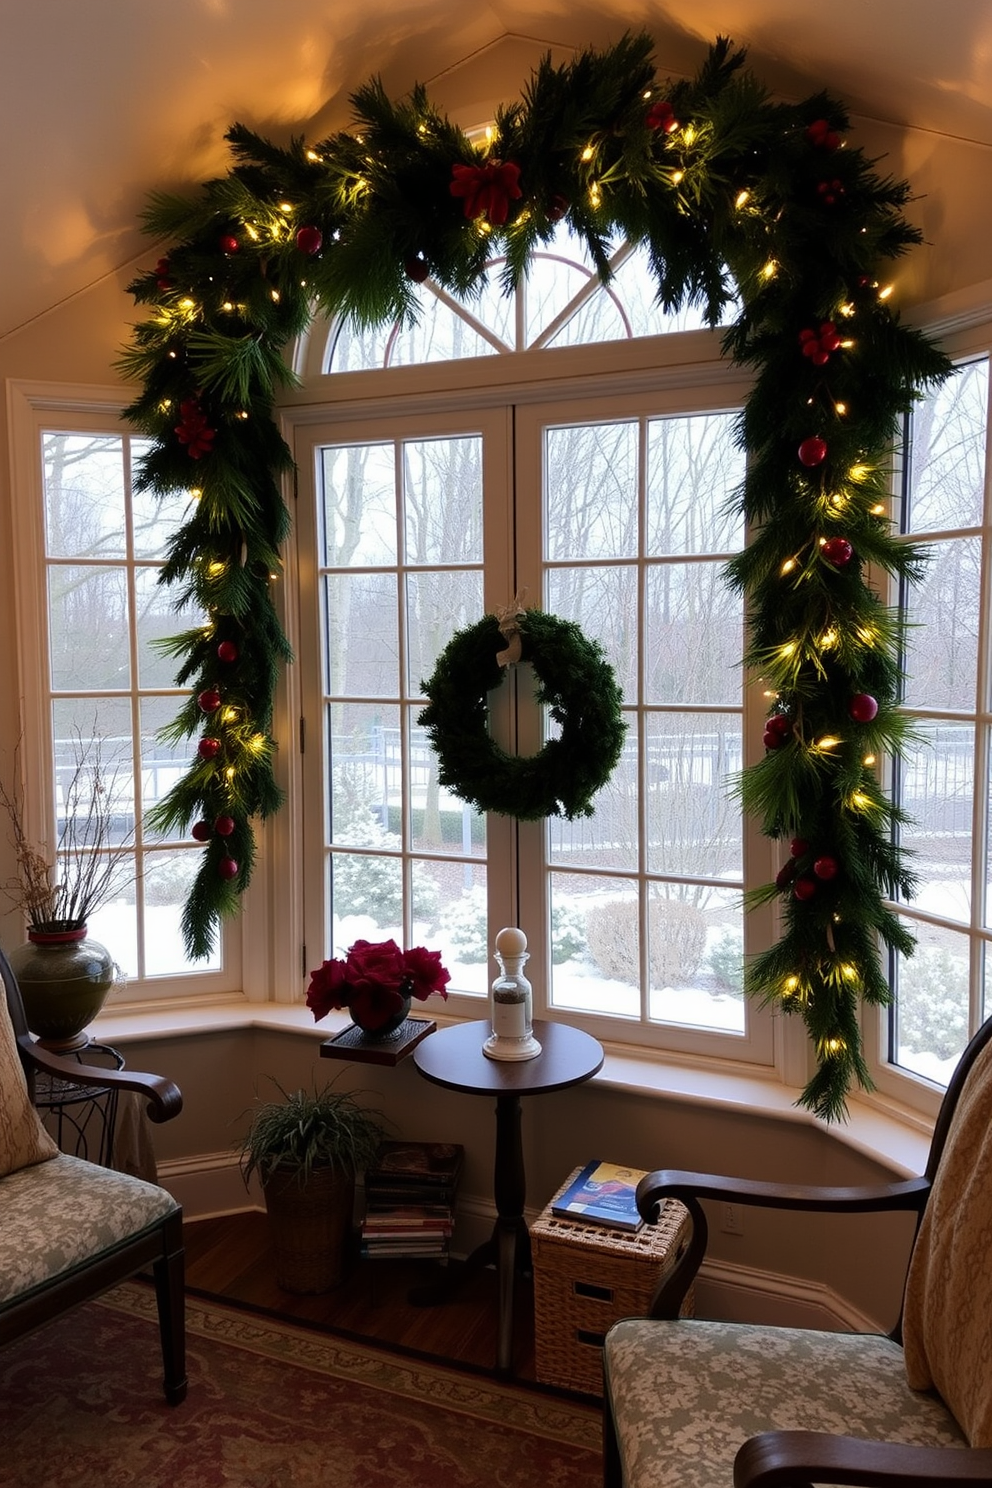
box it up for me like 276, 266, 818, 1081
0, 728, 135, 932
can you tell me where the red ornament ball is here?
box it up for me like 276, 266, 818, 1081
763, 728, 784, 749
790, 837, 810, 858
219, 234, 240, 254
214, 814, 236, 837
822, 537, 854, 567
197, 687, 222, 712
191, 820, 211, 842
849, 693, 879, 723
218, 856, 239, 881
798, 436, 828, 467
813, 855, 840, 880
793, 876, 818, 901
404, 256, 430, 283
766, 713, 792, 737
197, 737, 221, 760
217, 639, 239, 664
295, 226, 323, 255
547, 194, 569, 222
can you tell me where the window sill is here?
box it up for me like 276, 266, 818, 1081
94, 1001, 933, 1180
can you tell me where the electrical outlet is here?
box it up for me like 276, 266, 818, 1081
721, 1202, 744, 1235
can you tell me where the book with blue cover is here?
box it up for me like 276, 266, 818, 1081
550, 1160, 648, 1232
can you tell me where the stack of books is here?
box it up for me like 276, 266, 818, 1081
360, 1140, 464, 1261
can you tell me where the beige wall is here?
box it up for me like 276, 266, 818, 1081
0, 49, 984, 1331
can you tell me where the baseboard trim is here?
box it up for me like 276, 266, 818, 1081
695, 1256, 880, 1333
164, 1156, 880, 1333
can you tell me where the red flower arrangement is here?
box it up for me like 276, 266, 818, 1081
306, 938, 450, 1033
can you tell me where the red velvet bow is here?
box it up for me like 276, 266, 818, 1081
449, 159, 522, 226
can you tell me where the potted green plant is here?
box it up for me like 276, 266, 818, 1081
239, 1078, 386, 1293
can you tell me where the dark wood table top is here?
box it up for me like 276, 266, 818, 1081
413, 1019, 604, 1098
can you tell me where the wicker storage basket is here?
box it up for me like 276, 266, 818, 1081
531, 1167, 692, 1395
263, 1164, 355, 1293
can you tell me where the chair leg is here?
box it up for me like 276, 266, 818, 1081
153, 1211, 187, 1405
602, 1376, 623, 1488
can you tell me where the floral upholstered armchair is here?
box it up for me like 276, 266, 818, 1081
603, 1014, 992, 1486
0, 945, 186, 1404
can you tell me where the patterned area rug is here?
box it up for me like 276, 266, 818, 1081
1, 1283, 602, 1487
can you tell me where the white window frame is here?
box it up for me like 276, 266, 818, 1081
6, 381, 251, 1007
284, 329, 784, 1073
862, 305, 992, 1121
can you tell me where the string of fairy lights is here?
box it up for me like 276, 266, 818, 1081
118, 33, 951, 1118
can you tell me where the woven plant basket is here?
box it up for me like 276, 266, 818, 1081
262, 1163, 356, 1293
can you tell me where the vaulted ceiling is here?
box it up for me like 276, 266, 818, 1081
4, 0, 992, 343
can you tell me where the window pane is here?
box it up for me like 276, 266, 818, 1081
646, 415, 745, 554
320, 443, 397, 565
645, 562, 742, 705
135, 567, 206, 690
546, 423, 637, 560
648, 886, 745, 1033
49, 566, 130, 691
549, 874, 640, 1018
894, 924, 971, 1082
403, 437, 483, 564
547, 565, 637, 703
901, 536, 980, 710
432, 866, 490, 997
906, 360, 988, 534
406, 571, 483, 694
646, 714, 743, 880
43, 434, 127, 559
323, 572, 398, 697
327, 703, 400, 844
410, 711, 485, 859
140, 697, 191, 843
548, 731, 638, 873
142, 850, 220, 974
899, 721, 973, 923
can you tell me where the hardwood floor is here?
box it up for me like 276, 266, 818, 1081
183, 1212, 539, 1381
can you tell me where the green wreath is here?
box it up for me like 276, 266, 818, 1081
419, 611, 625, 821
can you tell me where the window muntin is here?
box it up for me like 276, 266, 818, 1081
31, 427, 239, 993
323, 232, 734, 373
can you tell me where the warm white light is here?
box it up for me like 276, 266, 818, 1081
581, 144, 595, 162
671, 170, 684, 184
878, 284, 894, 300
762, 261, 777, 280
780, 558, 797, 575
735, 190, 750, 208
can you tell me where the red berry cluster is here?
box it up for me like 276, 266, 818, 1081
805, 118, 841, 150
799, 321, 842, 366
776, 837, 840, 900
174, 397, 215, 460
155, 257, 172, 290
816, 178, 846, 206
646, 99, 679, 133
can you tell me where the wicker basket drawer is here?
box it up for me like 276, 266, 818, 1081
531, 1167, 691, 1396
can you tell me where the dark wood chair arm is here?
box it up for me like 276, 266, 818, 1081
19, 1035, 183, 1123
636, 1169, 931, 1220
638, 1169, 931, 1322
734, 1430, 992, 1486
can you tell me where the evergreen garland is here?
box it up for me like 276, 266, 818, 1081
418, 612, 626, 821
119, 33, 952, 1116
